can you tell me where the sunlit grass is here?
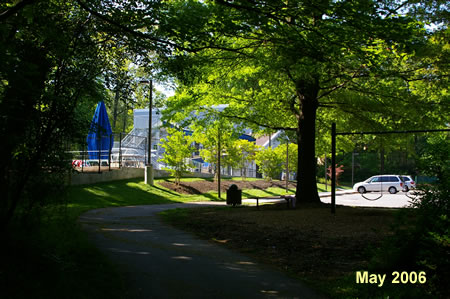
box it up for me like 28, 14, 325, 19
64, 177, 350, 219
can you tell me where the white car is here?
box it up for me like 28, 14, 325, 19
400, 175, 416, 191
353, 175, 406, 194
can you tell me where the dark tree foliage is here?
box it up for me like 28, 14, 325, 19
370, 134, 449, 297
0, 1, 111, 230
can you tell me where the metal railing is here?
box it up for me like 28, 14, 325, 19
70, 133, 149, 173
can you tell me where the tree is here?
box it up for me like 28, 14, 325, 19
161, 0, 448, 203
234, 139, 259, 180
159, 128, 193, 185
0, 0, 170, 230
0, 0, 117, 230
276, 143, 299, 179
191, 118, 240, 181
254, 147, 284, 181
327, 165, 345, 186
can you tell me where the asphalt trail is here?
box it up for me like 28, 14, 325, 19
80, 203, 324, 299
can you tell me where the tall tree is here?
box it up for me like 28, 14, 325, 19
0, 0, 110, 229
191, 117, 241, 180
254, 147, 284, 181
234, 139, 259, 180
159, 127, 193, 184
161, 0, 448, 202
0, 0, 168, 230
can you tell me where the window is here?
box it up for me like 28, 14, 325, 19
383, 176, 399, 182
371, 177, 380, 183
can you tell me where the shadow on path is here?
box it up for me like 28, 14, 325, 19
80, 203, 324, 299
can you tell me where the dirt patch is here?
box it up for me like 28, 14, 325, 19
159, 179, 297, 194
161, 203, 399, 295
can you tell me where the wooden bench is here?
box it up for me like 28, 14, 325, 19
254, 195, 296, 209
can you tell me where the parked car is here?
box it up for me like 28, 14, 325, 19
353, 175, 406, 194
400, 175, 415, 191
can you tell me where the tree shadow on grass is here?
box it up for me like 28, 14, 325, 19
69, 180, 181, 212
152, 184, 182, 197
178, 183, 203, 194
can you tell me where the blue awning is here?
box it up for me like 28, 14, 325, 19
238, 134, 256, 142
86, 101, 113, 159
192, 157, 205, 163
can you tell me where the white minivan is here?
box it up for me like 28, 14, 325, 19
353, 175, 406, 194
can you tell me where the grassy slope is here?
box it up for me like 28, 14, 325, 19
65, 177, 341, 218
3, 178, 193, 299
3, 177, 348, 299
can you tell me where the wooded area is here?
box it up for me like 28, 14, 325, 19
1, 0, 448, 227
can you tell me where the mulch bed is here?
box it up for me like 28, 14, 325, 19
162, 203, 399, 295
158, 179, 297, 194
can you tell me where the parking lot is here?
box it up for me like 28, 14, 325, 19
320, 191, 416, 208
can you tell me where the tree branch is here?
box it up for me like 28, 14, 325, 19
75, 0, 179, 50
0, 0, 35, 22
220, 111, 296, 132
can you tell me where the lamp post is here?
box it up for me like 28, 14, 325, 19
140, 79, 153, 185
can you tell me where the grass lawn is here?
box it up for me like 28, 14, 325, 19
64, 178, 214, 218
2, 176, 353, 299
65, 177, 345, 219
4, 178, 199, 299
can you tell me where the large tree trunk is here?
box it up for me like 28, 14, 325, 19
295, 81, 320, 203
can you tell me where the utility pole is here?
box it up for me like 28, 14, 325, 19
285, 142, 289, 192
148, 79, 153, 166
324, 154, 327, 191
218, 125, 221, 199
331, 123, 336, 214
140, 79, 153, 185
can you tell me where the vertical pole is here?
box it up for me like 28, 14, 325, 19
380, 144, 385, 174
351, 151, 355, 187
218, 126, 221, 199
285, 142, 289, 192
98, 134, 101, 174
148, 80, 153, 166
324, 154, 327, 191
144, 137, 147, 169
119, 132, 122, 168
331, 123, 336, 214
108, 134, 112, 171
82, 146, 85, 173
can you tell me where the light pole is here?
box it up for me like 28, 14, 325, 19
140, 79, 153, 185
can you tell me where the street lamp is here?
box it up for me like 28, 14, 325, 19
140, 79, 153, 185
139, 79, 153, 166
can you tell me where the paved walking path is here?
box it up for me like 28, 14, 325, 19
80, 203, 324, 299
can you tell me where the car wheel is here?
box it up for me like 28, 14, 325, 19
358, 186, 366, 194
388, 187, 397, 194
404, 186, 409, 192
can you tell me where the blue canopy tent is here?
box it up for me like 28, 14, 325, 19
87, 101, 113, 159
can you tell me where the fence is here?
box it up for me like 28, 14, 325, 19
330, 123, 450, 214
70, 132, 263, 178
69, 132, 148, 173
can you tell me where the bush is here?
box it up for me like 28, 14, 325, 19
369, 134, 449, 297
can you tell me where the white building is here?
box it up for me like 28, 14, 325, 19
115, 108, 290, 178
